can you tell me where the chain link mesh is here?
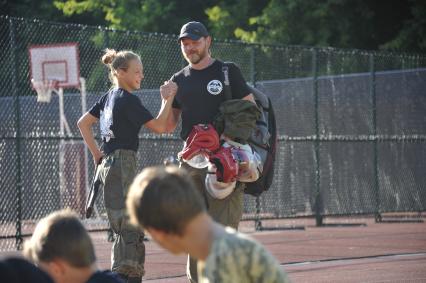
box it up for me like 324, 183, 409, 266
1, 16, 426, 251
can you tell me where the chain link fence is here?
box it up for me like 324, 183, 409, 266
1, 16, 426, 251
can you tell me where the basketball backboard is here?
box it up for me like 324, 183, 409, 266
29, 42, 80, 88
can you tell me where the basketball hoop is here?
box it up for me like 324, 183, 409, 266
32, 79, 57, 103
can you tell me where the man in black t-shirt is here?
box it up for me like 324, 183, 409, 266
162, 21, 256, 283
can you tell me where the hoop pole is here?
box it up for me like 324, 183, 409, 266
59, 88, 65, 136
79, 77, 90, 214
58, 87, 72, 137
63, 117, 72, 136
57, 87, 65, 209
80, 78, 87, 115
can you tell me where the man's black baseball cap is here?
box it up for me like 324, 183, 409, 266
178, 21, 209, 41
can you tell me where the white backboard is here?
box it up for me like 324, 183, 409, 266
29, 42, 80, 88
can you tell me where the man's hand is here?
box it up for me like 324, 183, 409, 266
243, 93, 256, 104
160, 80, 178, 100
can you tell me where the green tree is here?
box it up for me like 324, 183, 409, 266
3, 0, 424, 52
1, 0, 108, 26
380, 0, 426, 52
208, 0, 425, 52
53, 0, 216, 34
205, 0, 268, 40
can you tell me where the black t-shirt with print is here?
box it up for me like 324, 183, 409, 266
89, 88, 153, 155
171, 60, 251, 140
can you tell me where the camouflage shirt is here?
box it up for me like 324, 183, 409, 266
197, 227, 290, 283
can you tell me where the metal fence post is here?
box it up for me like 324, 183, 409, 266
250, 44, 263, 231
250, 44, 257, 86
9, 18, 23, 250
370, 53, 381, 222
103, 27, 110, 90
101, 27, 116, 239
312, 48, 323, 226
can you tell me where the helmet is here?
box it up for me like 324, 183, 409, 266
223, 141, 263, 182
179, 124, 220, 168
185, 154, 210, 169
205, 165, 236, 199
209, 146, 238, 183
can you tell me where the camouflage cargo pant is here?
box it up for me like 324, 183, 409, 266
180, 162, 244, 283
98, 149, 145, 278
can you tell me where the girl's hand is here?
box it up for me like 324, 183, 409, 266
160, 81, 178, 100
93, 151, 104, 166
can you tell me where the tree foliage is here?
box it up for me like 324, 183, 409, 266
52, 0, 216, 34
380, 0, 426, 52
1, 0, 108, 26
2, 0, 424, 52
205, 0, 268, 40
213, 0, 424, 52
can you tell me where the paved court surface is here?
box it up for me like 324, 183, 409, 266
94, 217, 426, 282
2, 216, 425, 282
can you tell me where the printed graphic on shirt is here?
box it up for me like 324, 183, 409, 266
207, 80, 223, 95
100, 105, 114, 142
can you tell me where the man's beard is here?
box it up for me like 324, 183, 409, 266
185, 49, 208, 64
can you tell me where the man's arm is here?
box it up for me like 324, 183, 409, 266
163, 79, 181, 133
145, 80, 179, 133
227, 62, 256, 105
166, 108, 181, 133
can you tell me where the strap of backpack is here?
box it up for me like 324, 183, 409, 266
221, 63, 233, 101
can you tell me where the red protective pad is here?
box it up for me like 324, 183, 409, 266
179, 124, 220, 161
209, 146, 238, 183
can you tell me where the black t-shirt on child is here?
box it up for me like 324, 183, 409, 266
89, 88, 153, 155
171, 60, 251, 140
86, 270, 124, 283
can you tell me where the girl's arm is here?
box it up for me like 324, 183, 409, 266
77, 112, 104, 164
144, 96, 175, 133
145, 81, 177, 133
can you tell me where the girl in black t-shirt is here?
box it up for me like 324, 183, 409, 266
77, 49, 176, 282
